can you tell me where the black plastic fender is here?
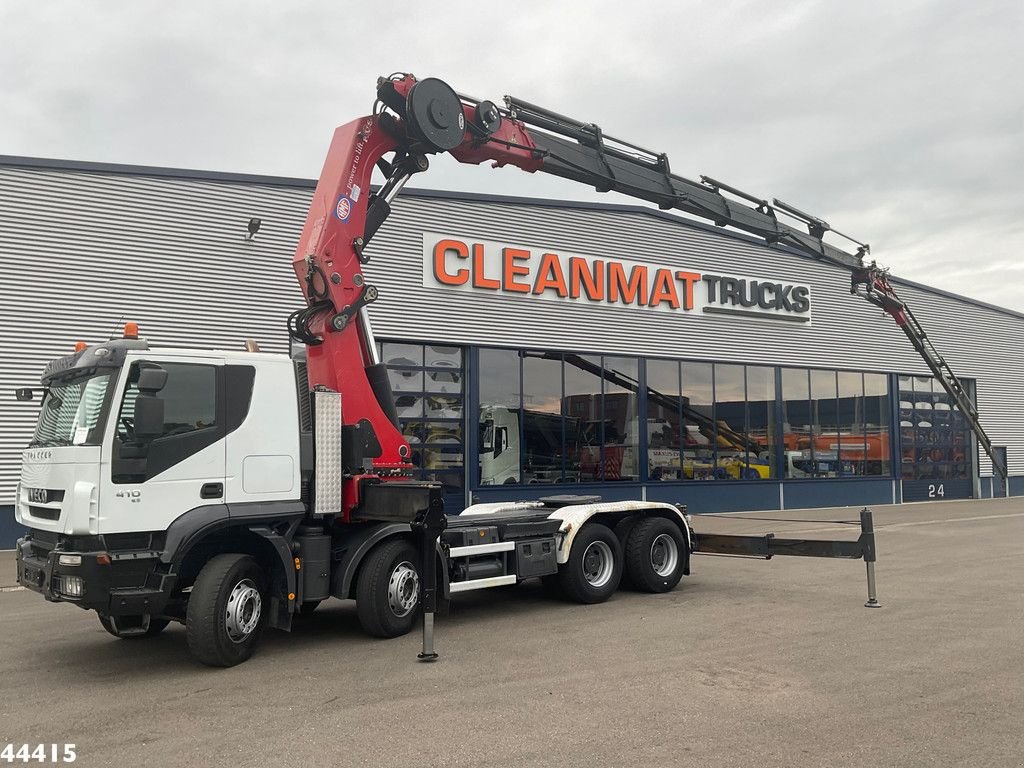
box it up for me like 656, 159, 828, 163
333, 522, 450, 600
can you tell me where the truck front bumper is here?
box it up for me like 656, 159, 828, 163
15, 534, 174, 617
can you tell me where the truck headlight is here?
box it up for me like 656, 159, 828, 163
58, 575, 84, 598
58, 554, 82, 566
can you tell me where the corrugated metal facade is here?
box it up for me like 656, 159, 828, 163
1, 158, 1021, 507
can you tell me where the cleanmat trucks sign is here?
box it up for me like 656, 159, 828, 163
423, 233, 812, 323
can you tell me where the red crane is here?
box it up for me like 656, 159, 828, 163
290, 73, 1005, 520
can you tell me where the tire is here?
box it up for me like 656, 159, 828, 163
98, 614, 170, 639
614, 515, 642, 589
356, 539, 421, 639
625, 517, 687, 593
557, 523, 622, 604
186, 554, 267, 667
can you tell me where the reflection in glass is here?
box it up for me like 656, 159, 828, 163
479, 348, 523, 485
864, 373, 891, 476
745, 366, 776, 479
897, 374, 969, 481
563, 354, 606, 482
682, 362, 715, 480
646, 359, 683, 481
782, 368, 811, 478
383, 341, 464, 498
522, 352, 563, 483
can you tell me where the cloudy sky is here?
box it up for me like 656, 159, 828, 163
3, 1, 1021, 309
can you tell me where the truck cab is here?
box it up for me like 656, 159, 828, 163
15, 336, 306, 642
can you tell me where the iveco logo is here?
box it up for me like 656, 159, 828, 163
25, 450, 53, 461
27, 487, 48, 504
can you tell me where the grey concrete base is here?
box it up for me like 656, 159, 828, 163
0, 498, 1021, 767
0, 550, 18, 589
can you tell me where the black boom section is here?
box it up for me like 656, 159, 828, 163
525, 131, 864, 270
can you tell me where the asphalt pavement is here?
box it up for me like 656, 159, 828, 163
1, 498, 1022, 767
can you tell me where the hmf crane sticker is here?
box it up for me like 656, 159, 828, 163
335, 195, 353, 222
423, 233, 812, 323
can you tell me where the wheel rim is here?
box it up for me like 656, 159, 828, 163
582, 540, 614, 588
650, 533, 679, 577
225, 578, 262, 643
388, 561, 420, 618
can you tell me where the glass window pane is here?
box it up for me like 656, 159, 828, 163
381, 342, 423, 367
522, 352, 563, 483
563, 354, 605, 482
810, 370, 839, 477
425, 345, 461, 366
388, 367, 423, 392
601, 356, 639, 481
781, 368, 810, 478
713, 364, 746, 481
383, 341, 465, 497
479, 348, 521, 409
646, 360, 682, 481
746, 366, 776, 479
682, 362, 715, 480
479, 348, 522, 485
864, 373, 891, 476
837, 371, 866, 476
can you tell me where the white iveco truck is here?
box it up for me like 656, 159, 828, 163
13, 72, 889, 667
14, 331, 693, 667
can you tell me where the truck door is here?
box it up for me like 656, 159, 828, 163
102, 357, 226, 534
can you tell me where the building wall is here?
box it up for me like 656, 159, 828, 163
2, 158, 1022, 548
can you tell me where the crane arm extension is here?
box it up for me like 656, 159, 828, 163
850, 265, 1006, 481
290, 72, 1002, 514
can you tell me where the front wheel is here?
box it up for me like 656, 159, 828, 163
356, 539, 421, 638
186, 554, 267, 667
557, 523, 622, 604
625, 517, 687, 593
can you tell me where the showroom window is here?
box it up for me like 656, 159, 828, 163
648, 361, 775, 481
478, 348, 640, 484
898, 375, 971, 480
380, 341, 464, 498
782, 368, 891, 478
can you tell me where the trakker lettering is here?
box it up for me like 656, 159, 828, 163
424, 233, 812, 323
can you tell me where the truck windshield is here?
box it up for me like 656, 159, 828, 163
30, 371, 115, 447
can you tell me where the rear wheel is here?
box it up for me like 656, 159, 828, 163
625, 517, 687, 593
557, 523, 622, 604
186, 554, 267, 667
98, 614, 170, 639
356, 539, 421, 638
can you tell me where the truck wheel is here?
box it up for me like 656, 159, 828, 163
98, 614, 170, 639
557, 523, 622, 604
186, 554, 267, 667
625, 517, 686, 593
356, 539, 421, 638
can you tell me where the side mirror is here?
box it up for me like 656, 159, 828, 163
132, 394, 165, 439
137, 366, 168, 393
15, 388, 35, 402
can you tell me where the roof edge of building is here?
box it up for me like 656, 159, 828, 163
3, 154, 1022, 323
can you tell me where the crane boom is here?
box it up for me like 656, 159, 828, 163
851, 264, 1007, 481
290, 73, 1005, 517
